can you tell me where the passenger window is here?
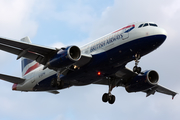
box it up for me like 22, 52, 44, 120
143, 23, 149, 27
149, 23, 158, 27
138, 24, 143, 28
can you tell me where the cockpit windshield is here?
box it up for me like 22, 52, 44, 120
138, 23, 158, 28
149, 23, 158, 27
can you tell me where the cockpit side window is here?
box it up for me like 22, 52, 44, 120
143, 23, 149, 27
149, 23, 158, 27
138, 24, 143, 28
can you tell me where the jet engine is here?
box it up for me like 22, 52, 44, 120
125, 70, 159, 92
45, 46, 81, 69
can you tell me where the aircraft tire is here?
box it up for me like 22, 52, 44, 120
102, 93, 109, 102
57, 81, 64, 89
108, 95, 115, 104
133, 66, 137, 72
51, 79, 57, 87
137, 67, 141, 74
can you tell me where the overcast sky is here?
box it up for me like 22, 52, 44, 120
0, 0, 180, 120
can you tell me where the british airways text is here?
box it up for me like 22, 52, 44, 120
90, 33, 123, 53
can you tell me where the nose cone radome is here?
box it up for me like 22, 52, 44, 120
160, 28, 167, 38
155, 28, 167, 38
152, 27, 167, 44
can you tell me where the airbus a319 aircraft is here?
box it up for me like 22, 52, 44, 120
0, 22, 177, 104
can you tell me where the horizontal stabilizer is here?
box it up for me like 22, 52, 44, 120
0, 74, 25, 84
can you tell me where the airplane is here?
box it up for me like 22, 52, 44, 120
0, 22, 177, 104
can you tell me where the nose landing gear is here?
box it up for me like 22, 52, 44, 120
133, 54, 141, 74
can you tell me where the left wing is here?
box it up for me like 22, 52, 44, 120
155, 85, 177, 99
94, 67, 177, 99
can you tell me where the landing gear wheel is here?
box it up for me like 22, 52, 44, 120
51, 78, 64, 88
133, 66, 138, 72
102, 77, 117, 104
102, 93, 109, 102
133, 53, 142, 74
136, 67, 141, 74
51, 79, 57, 87
57, 81, 64, 89
108, 95, 116, 104
102, 93, 116, 104
133, 66, 141, 74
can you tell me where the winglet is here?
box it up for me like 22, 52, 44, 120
172, 94, 177, 100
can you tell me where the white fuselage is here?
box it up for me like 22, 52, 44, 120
15, 22, 167, 91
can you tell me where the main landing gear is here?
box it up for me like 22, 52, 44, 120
102, 77, 116, 104
51, 70, 64, 89
133, 54, 141, 74
51, 78, 64, 89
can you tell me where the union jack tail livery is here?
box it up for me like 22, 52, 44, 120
20, 37, 39, 76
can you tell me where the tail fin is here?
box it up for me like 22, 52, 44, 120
20, 37, 40, 76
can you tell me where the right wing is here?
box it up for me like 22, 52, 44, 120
0, 37, 92, 70
0, 36, 57, 65
0, 74, 25, 84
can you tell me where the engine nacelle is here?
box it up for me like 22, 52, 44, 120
47, 46, 81, 69
125, 70, 159, 93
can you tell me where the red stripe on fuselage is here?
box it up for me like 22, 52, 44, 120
24, 63, 40, 75
113, 24, 135, 33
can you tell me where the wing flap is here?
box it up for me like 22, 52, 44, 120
0, 74, 25, 84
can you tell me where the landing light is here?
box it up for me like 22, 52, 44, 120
97, 71, 101, 76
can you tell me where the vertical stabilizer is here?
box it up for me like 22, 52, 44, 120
20, 37, 40, 76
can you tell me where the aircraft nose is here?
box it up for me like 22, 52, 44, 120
160, 28, 167, 37
152, 27, 167, 43
153, 28, 167, 46
153, 27, 167, 37
159, 28, 167, 42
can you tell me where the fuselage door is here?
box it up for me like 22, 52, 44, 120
122, 28, 129, 40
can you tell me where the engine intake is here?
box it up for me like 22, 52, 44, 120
46, 46, 81, 69
68, 46, 81, 61
125, 70, 159, 93
147, 70, 159, 84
